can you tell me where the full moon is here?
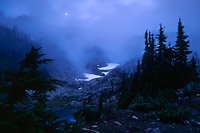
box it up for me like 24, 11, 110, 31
65, 12, 68, 16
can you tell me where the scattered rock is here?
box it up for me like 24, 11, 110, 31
91, 125, 98, 128
197, 122, 200, 125
132, 115, 139, 120
82, 128, 100, 133
150, 122, 156, 125
184, 120, 189, 124
128, 125, 141, 132
152, 127, 160, 133
114, 121, 122, 126
179, 96, 189, 102
145, 128, 152, 133
146, 127, 160, 133
176, 90, 184, 96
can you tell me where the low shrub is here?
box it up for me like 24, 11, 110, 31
62, 116, 85, 133
128, 94, 151, 112
74, 108, 101, 122
129, 89, 177, 112
158, 103, 190, 124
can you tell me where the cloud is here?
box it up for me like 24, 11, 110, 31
0, 0, 200, 67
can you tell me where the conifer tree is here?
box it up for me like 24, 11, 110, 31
5, 46, 59, 106
154, 24, 168, 88
141, 30, 156, 89
173, 18, 192, 88
1, 46, 61, 132
118, 73, 132, 109
156, 24, 167, 63
189, 56, 198, 82
145, 30, 149, 52
162, 42, 175, 88
141, 30, 150, 72
175, 18, 192, 66
149, 33, 156, 66
165, 42, 174, 67
133, 60, 141, 90
136, 60, 141, 74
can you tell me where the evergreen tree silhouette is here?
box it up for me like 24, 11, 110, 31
156, 24, 167, 63
5, 46, 59, 106
149, 33, 156, 66
175, 18, 192, 66
189, 56, 198, 82
174, 18, 192, 88
141, 30, 150, 72
155, 24, 168, 89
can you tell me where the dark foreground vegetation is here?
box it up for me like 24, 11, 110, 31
0, 18, 200, 132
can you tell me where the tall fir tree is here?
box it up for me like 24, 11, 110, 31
175, 18, 192, 66
1, 46, 61, 132
189, 56, 198, 82
133, 60, 141, 90
4, 46, 59, 106
141, 30, 156, 89
173, 18, 192, 88
155, 24, 168, 89
118, 73, 132, 109
141, 30, 149, 72
165, 42, 174, 67
163, 42, 175, 88
149, 33, 156, 66
156, 24, 167, 63
145, 30, 149, 52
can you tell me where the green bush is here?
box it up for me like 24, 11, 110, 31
158, 103, 190, 124
74, 108, 101, 122
62, 116, 85, 133
128, 94, 151, 112
146, 96, 167, 110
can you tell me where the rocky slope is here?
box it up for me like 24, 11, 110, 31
84, 110, 200, 133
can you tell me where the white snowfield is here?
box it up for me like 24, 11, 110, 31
78, 73, 103, 81
77, 63, 119, 82
102, 72, 109, 75
83, 73, 102, 81
98, 63, 119, 70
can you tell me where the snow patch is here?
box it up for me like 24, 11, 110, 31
98, 63, 119, 70
102, 72, 109, 75
26, 90, 35, 96
76, 63, 119, 82
78, 87, 82, 90
78, 73, 102, 81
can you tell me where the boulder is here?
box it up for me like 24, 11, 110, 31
91, 125, 98, 128
132, 115, 139, 120
114, 121, 122, 126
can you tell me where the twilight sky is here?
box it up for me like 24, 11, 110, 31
0, 0, 200, 66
